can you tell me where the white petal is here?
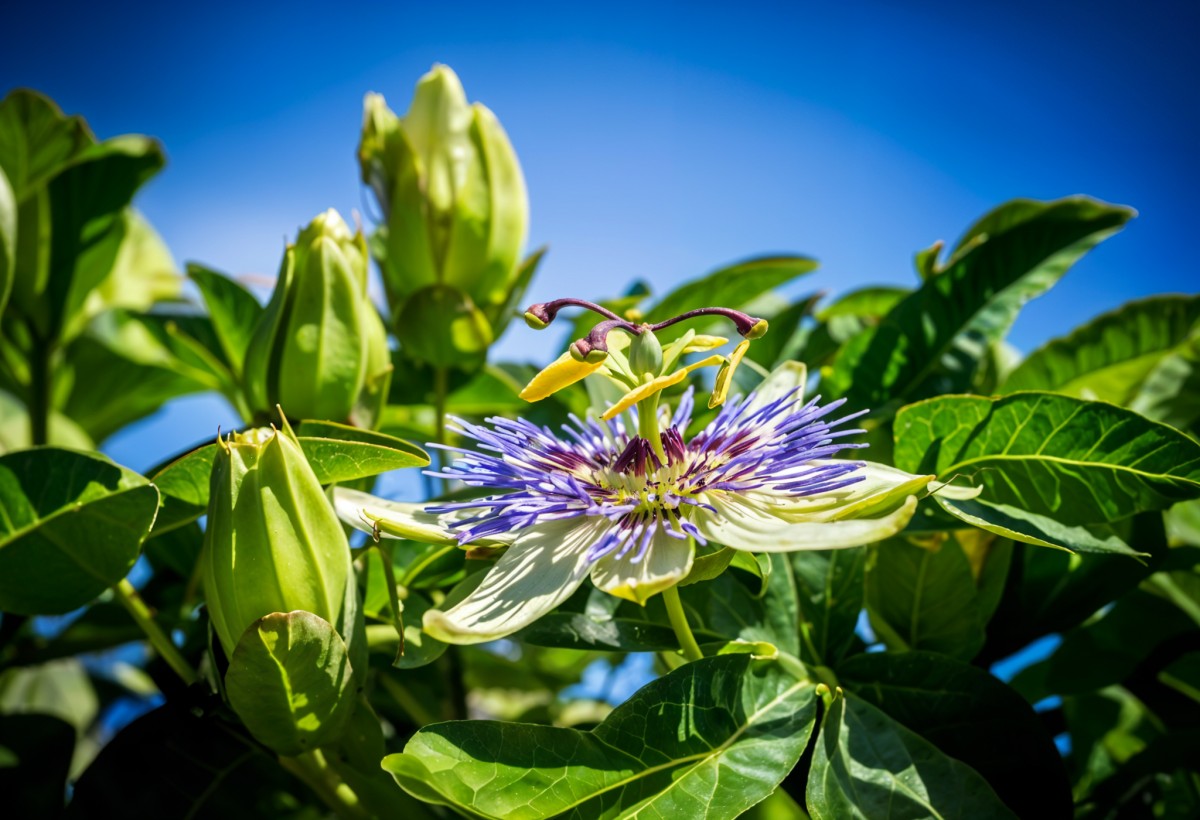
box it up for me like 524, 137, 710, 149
739, 461, 933, 522
589, 527, 695, 605
746, 361, 808, 411
694, 492, 918, 551
332, 487, 514, 547
422, 518, 607, 644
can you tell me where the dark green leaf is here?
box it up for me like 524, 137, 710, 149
807, 693, 1016, 819
187, 263, 264, 379
839, 651, 1071, 819
1043, 589, 1197, 696
1160, 651, 1200, 704
894, 393, 1200, 526
825, 197, 1133, 406
67, 700, 317, 820
1001, 294, 1200, 402
865, 537, 984, 660
385, 655, 816, 820
0, 714, 74, 819
792, 547, 865, 667
744, 292, 824, 370
815, 286, 909, 321
645, 255, 818, 341
0, 448, 157, 614
983, 514, 1169, 660
225, 611, 356, 756
518, 611, 683, 652
683, 553, 800, 656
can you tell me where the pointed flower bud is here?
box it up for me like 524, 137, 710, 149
359, 65, 531, 365
243, 209, 391, 425
201, 420, 359, 660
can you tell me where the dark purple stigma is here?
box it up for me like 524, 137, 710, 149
613, 427, 687, 476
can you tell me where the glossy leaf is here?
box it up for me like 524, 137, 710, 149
807, 693, 1016, 819
864, 537, 984, 660
839, 651, 1071, 819
384, 655, 816, 820
1001, 294, 1200, 402
644, 255, 818, 341
935, 496, 1140, 556
894, 393, 1200, 526
824, 197, 1133, 406
224, 611, 356, 756
792, 547, 865, 667
0, 448, 157, 614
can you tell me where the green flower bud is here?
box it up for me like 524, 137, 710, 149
359, 65, 530, 365
629, 329, 664, 377
244, 209, 391, 425
201, 420, 359, 661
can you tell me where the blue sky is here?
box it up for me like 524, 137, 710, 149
4, 1, 1197, 470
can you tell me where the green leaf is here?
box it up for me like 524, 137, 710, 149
815, 286, 909, 322
1001, 294, 1200, 402
791, 547, 865, 667
825, 197, 1134, 406
384, 655, 817, 820
838, 651, 1071, 819
894, 393, 1200, 526
0, 89, 94, 202
224, 611, 356, 757
935, 496, 1140, 556
1130, 344, 1200, 433
864, 537, 984, 660
187, 263, 264, 379
292, 420, 429, 480
151, 426, 428, 533
0, 448, 157, 614
807, 693, 1016, 819
60, 315, 212, 443
1043, 589, 1197, 696
1074, 729, 1200, 820
683, 553, 801, 656
0, 657, 99, 733
644, 255, 819, 341
518, 611, 683, 652
47, 137, 167, 342
744, 292, 824, 370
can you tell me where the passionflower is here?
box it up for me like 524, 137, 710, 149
337, 360, 959, 645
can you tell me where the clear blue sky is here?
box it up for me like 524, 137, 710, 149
4, 0, 1197, 471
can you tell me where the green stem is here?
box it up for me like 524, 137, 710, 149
662, 585, 704, 662
281, 750, 369, 820
637, 393, 668, 463
113, 578, 197, 685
